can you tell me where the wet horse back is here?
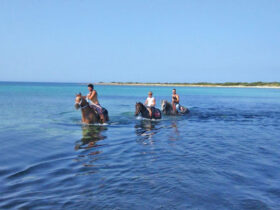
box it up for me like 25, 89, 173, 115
152, 108, 162, 119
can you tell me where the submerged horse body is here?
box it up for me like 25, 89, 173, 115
135, 102, 162, 120
75, 93, 109, 124
161, 100, 189, 115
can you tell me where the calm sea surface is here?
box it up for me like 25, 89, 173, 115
0, 82, 280, 209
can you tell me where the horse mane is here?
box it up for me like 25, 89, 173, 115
136, 102, 144, 107
77, 94, 89, 106
162, 100, 173, 114
81, 97, 88, 104
166, 101, 172, 108
135, 101, 149, 117
163, 100, 172, 108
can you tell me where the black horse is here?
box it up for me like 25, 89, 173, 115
161, 100, 189, 115
135, 102, 162, 120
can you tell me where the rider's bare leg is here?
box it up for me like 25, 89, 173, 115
172, 102, 176, 112
100, 113, 105, 123
148, 108, 152, 118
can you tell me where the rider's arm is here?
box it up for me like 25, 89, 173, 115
152, 98, 156, 106
176, 95, 180, 103
88, 90, 96, 100
144, 99, 148, 105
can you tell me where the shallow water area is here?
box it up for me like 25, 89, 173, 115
0, 82, 280, 209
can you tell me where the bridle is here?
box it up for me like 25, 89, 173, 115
76, 97, 89, 109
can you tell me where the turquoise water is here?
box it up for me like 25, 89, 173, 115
0, 82, 280, 209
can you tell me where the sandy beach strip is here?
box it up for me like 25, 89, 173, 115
92, 82, 280, 89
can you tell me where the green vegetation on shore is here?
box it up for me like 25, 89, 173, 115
97, 81, 280, 87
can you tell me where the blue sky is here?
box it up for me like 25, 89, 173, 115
0, 0, 279, 83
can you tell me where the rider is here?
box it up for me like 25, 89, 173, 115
85, 84, 105, 123
144, 91, 156, 118
172, 89, 183, 113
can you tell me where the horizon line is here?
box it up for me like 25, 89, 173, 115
1, 80, 280, 84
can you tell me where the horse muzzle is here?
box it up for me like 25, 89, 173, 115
75, 103, 80, 110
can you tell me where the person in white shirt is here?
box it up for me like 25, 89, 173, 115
144, 91, 156, 118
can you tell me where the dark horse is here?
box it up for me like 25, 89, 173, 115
135, 102, 162, 120
75, 93, 109, 124
161, 100, 189, 115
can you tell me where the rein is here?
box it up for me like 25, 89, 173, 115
80, 104, 89, 109
77, 98, 89, 109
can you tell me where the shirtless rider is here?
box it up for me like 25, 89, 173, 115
85, 84, 105, 123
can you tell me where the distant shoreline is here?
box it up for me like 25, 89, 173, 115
1, 81, 279, 89
94, 82, 280, 89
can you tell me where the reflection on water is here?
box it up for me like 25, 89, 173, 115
75, 125, 107, 150
134, 120, 162, 144
134, 120, 183, 143
168, 121, 180, 141
74, 125, 107, 169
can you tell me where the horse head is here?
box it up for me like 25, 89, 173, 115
161, 100, 170, 114
135, 102, 143, 116
75, 93, 88, 110
161, 100, 167, 111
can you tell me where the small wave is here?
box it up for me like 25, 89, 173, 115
7, 156, 74, 180
87, 122, 109, 126
135, 116, 162, 121
57, 111, 75, 115
239, 199, 269, 209
53, 122, 81, 127
120, 111, 135, 117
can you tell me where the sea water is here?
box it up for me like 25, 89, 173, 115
0, 82, 279, 209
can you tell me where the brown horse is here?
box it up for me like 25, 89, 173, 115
75, 93, 109, 124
